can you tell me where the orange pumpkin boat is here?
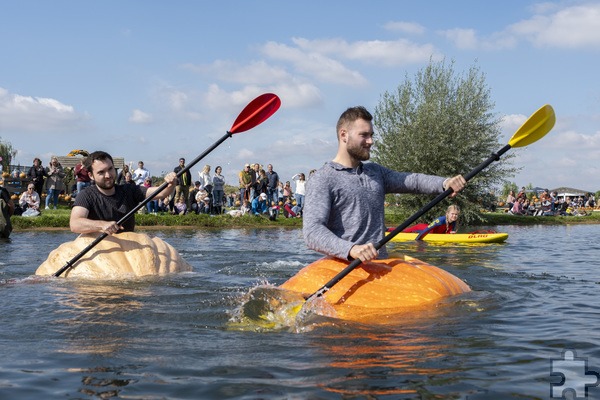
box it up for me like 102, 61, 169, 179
279, 255, 471, 322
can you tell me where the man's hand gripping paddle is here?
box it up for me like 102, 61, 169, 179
53, 93, 281, 277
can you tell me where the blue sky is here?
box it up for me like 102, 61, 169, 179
1, 1, 599, 193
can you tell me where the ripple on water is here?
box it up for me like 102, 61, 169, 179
1, 225, 599, 398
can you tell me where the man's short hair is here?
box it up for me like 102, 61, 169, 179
336, 106, 373, 135
85, 151, 114, 173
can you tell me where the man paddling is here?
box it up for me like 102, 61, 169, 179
70, 151, 178, 235
303, 106, 466, 262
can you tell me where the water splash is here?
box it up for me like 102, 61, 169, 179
227, 284, 337, 333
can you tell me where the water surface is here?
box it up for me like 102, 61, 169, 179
1, 225, 599, 399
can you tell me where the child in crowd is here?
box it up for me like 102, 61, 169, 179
173, 197, 187, 215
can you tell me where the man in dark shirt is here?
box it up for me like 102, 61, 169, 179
71, 151, 177, 234
266, 164, 279, 207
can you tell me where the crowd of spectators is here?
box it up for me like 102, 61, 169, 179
505, 187, 596, 217
3, 157, 313, 221
6, 157, 599, 222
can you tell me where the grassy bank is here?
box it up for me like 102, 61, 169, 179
10, 207, 600, 231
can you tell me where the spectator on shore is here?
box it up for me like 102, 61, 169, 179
27, 157, 47, 196
282, 181, 293, 204
173, 197, 187, 215
283, 197, 299, 218
143, 178, 159, 215
212, 166, 225, 215
74, 157, 92, 194
251, 192, 269, 216
189, 181, 202, 213
124, 172, 136, 185
174, 158, 192, 209
116, 164, 130, 185
44, 157, 65, 210
510, 197, 526, 215
266, 164, 280, 206
586, 193, 595, 208
506, 190, 516, 210
197, 196, 211, 214
19, 183, 41, 216
249, 163, 261, 200
132, 161, 150, 185
291, 173, 306, 215
239, 163, 253, 202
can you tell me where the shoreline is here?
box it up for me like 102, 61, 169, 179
11, 211, 600, 232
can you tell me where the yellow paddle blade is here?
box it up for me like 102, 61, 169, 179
508, 104, 555, 148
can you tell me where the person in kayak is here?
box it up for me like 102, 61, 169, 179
412, 204, 461, 240
70, 150, 178, 235
303, 106, 466, 262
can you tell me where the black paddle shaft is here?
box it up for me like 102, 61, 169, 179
305, 144, 512, 301
53, 131, 234, 277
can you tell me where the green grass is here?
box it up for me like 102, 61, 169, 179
11, 207, 304, 230
11, 206, 600, 231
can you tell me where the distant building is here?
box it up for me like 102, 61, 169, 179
55, 156, 125, 170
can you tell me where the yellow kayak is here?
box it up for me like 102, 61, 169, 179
386, 231, 508, 244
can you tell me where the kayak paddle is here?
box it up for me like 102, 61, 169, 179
302, 104, 556, 303
53, 93, 281, 277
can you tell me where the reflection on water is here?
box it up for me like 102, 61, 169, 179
0, 225, 599, 398
52, 282, 148, 356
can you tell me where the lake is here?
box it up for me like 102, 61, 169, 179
1, 224, 599, 399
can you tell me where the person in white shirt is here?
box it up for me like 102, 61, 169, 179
132, 161, 150, 185
19, 183, 41, 211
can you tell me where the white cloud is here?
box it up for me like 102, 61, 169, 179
129, 109, 153, 124
509, 3, 600, 48
0, 87, 88, 133
440, 28, 480, 50
501, 113, 528, 131
383, 21, 426, 35
441, 3, 600, 50
292, 37, 439, 66
183, 60, 291, 85
153, 85, 205, 121
261, 40, 367, 85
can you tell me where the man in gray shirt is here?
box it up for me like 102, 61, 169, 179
303, 106, 466, 262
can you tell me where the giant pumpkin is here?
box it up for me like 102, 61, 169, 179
280, 256, 471, 321
36, 232, 192, 278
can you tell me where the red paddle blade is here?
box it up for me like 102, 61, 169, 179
229, 93, 281, 134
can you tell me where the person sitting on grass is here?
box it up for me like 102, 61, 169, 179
19, 183, 42, 217
251, 193, 269, 216
509, 197, 527, 215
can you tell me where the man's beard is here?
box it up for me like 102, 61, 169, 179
96, 178, 115, 190
347, 142, 370, 161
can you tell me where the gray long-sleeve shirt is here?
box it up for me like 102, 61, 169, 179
303, 161, 446, 259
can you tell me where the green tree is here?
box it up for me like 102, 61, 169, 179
372, 59, 517, 224
0, 137, 17, 172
